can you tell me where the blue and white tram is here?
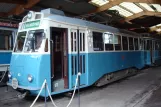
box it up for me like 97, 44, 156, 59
0, 26, 17, 81
7, 9, 155, 97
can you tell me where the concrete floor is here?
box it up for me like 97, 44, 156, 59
1, 66, 161, 107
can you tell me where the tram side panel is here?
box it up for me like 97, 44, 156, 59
87, 51, 144, 86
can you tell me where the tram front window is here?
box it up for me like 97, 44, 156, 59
24, 30, 45, 52
14, 32, 26, 52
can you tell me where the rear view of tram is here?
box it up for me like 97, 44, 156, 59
7, 9, 78, 97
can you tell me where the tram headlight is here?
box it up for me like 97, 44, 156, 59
8, 72, 12, 79
27, 11, 32, 19
28, 74, 33, 82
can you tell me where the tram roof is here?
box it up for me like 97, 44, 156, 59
47, 14, 139, 37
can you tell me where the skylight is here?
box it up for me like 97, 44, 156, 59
120, 2, 143, 13
156, 24, 161, 27
89, 0, 109, 7
139, 3, 154, 11
151, 4, 161, 12
156, 28, 161, 32
109, 5, 133, 17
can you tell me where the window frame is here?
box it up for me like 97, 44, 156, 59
92, 31, 104, 51
0, 30, 15, 51
103, 32, 114, 51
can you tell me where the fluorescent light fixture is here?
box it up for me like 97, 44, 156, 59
109, 5, 133, 17
89, 0, 109, 7
139, 3, 154, 11
151, 23, 161, 28
151, 4, 161, 12
120, 2, 143, 13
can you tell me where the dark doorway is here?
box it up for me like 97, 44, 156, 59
50, 27, 68, 92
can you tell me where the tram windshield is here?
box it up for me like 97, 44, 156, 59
24, 30, 45, 52
14, 32, 26, 52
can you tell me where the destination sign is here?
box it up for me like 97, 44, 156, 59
23, 20, 40, 29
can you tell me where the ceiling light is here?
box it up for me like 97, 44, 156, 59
156, 28, 161, 32
139, 3, 154, 11
109, 5, 133, 17
120, 2, 143, 13
89, 0, 109, 7
151, 23, 161, 28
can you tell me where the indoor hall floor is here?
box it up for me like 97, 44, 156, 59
0, 66, 161, 107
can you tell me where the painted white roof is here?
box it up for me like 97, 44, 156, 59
45, 14, 139, 37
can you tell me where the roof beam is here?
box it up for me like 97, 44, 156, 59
90, 0, 161, 14
7, 0, 40, 16
125, 11, 161, 21
0, 0, 27, 5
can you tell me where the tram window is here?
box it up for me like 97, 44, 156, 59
80, 33, 82, 51
0, 30, 13, 50
93, 32, 104, 51
144, 40, 146, 50
83, 33, 85, 51
104, 33, 113, 51
114, 35, 121, 50
155, 41, 159, 50
122, 36, 128, 50
14, 32, 26, 52
71, 32, 73, 52
129, 37, 134, 50
79, 32, 85, 52
139, 38, 144, 50
155, 41, 161, 50
146, 40, 152, 50
74, 32, 77, 52
24, 30, 45, 52
134, 38, 139, 50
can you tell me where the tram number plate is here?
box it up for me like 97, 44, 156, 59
12, 78, 18, 89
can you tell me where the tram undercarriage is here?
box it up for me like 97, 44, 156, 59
95, 68, 138, 87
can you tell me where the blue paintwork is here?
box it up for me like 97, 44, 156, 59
144, 51, 152, 65
144, 50, 161, 66
9, 54, 51, 96
8, 51, 152, 97
87, 51, 145, 85
68, 53, 88, 89
0, 52, 12, 65
154, 50, 161, 65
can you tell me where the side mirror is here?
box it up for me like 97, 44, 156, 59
44, 38, 48, 52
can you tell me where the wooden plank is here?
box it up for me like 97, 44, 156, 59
125, 11, 161, 21
7, 0, 40, 16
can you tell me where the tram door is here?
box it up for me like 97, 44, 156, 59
70, 29, 87, 87
50, 27, 68, 92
